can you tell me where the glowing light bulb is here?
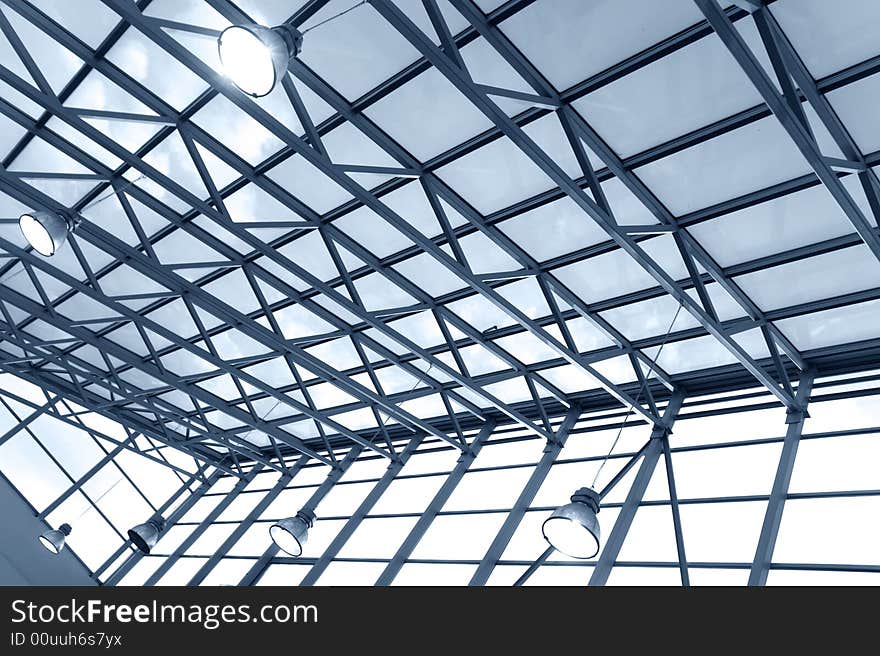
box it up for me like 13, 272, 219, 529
19, 211, 71, 256
218, 24, 302, 97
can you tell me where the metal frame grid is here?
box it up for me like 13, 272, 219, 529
103, 368, 880, 586
0, 0, 879, 585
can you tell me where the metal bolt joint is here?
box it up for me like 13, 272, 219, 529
785, 407, 810, 424
273, 24, 304, 57
570, 487, 601, 514
295, 508, 316, 528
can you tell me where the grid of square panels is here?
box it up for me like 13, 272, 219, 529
0, 0, 878, 586
0, 370, 209, 577
0, 0, 878, 468
98, 369, 880, 586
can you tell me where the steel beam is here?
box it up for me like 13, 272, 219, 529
0, 81, 451, 454
98, 0, 662, 426
662, 434, 690, 586
0, 340, 242, 476
442, 0, 802, 398
370, 0, 795, 409
468, 406, 581, 585
375, 421, 495, 585
0, 369, 222, 477
8, 0, 877, 393
0, 0, 876, 468
103, 466, 223, 585
144, 465, 261, 585
299, 434, 425, 585
5, 0, 872, 446
187, 456, 310, 586
0, 0, 567, 444
748, 370, 814, 585
237, 445, 362, 586
0, 235, 343, 466
589, 392, 685, 585
695, 0, 880, 262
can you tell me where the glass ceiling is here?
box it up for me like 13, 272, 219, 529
0, 0, 879, 586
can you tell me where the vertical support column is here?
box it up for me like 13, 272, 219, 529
188, 456, 310, 586
589, 391, 685, 586
238, 445, 363, 586
103, 466, 223, 585
748, 371, 814, 586
300, 435, 424, 586
144, 465, 263, 585
375, 421, 495, 586
468, 407, 581, 586
661, 435, 689, 586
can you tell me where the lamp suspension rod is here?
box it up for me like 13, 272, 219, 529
591, 302, 683, 488
300, 0, 368, 35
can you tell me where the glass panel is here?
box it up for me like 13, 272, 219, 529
499, 196, 607, 262
672, 406, 788, 447
316, 481, 374, 517
178, 494, 224, 523
27, 414, 105, 479
553, 235, 687, 304
118, 556, 164, 587
258, 564, 310, 586
573, 27, 762, 158
337, 516, 420, 559
198, 558, 256, 586
767, 569, 880, 586
184, 524, 237, 556
155, 557, 209, 585
365, 68, 493, 161
803, 396, 880, 433
436, 135, 555, 215
772, 0, 880, 78
297, 0, 420, 101
678, 501, 767, 563
828, 73, 880, 153
687, 183, 858, 268
791, 433, 880, 494
734, 245, 880, 312
409, 513, 507, 559
392, 563, 478, 586
606, 567, 682, 586
4, 8, 83, 93
370, 474, 448, 515
444, 467, 535, 511
777, 299, 880, 351
0, 431, 73, 511
668, 442, 783, 499
774, 497, 880, 565
617, 504, 679, 562
634, 116, 811, 216
106, 28, 207, 110
498, 0, 703, 90
688, 568, 749, 586
315, 561, 387, 586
